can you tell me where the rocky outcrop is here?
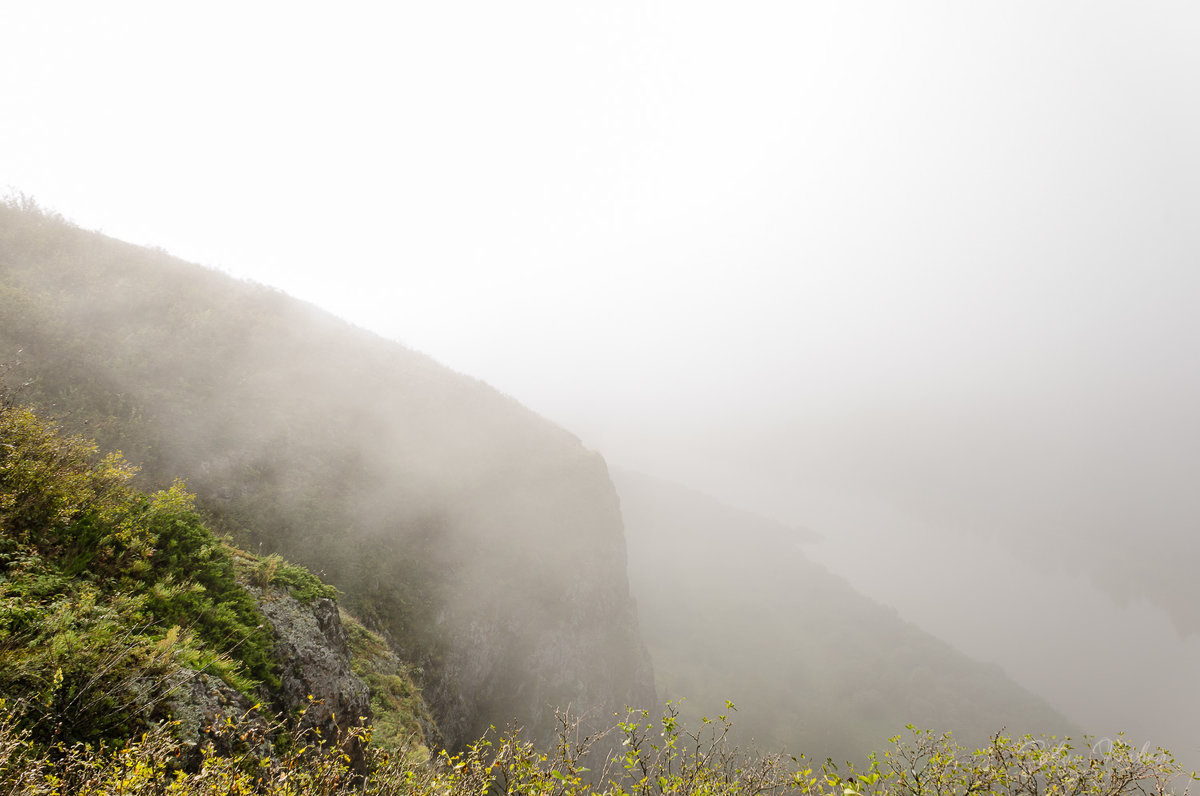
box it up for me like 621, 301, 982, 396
164, 670, 259, 747
163, 587, 373, 769
254, 589, 372, 768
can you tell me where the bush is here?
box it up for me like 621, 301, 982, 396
0, 402, 277, 746
0, 698, 1192, 796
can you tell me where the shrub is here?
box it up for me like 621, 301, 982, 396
0, 698, 1192, 796
0, 402, 277, 746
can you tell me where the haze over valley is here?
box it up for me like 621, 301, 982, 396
2, 0, 1198, 775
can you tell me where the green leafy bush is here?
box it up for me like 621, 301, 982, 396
0, 400, 277, 746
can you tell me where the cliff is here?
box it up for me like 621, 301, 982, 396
0, 199, 655, 748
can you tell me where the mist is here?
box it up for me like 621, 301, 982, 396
3, 0, 1199, 772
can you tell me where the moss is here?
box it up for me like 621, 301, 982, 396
270, 559, 339, 603
340, 608, 434, 752
230, 548, 339, 604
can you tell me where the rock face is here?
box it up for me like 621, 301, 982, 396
254, 589, 372, 766
425, 448, 657, 748
165, 587, 373, 769
165, 670, 258, 751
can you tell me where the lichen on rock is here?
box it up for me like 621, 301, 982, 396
250, 586, 372, 767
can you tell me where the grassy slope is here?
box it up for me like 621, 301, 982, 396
0, 396, 430, 751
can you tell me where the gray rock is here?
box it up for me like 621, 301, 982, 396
254, 588, 372, 770
161, 670, 268, 770
160, 588, 373, 772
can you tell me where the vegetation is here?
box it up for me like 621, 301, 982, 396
0, 698, 1191, 796
342, 609, 438, 753
0, 392, 279, 747
235, 551, 339, 604
0, 391, 428, 759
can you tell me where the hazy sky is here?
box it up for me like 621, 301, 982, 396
8, 0, 1197, 532
4, 0, 1200, 757
5, 3, 1197, 451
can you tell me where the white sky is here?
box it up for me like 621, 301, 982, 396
8, 0, 1196, 523
4, 1, 1200, 756
6, 3, 1197, 441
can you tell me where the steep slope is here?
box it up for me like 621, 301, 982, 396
0, 398, 427, 762
614, 468, 1077, 762
0, 199, 654, 748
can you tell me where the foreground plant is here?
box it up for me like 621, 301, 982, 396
792, 724, 1195, 796
2, 697, 1191, 796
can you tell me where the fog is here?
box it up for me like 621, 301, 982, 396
3, 0, 1199, 768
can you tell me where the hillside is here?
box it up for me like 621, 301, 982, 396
1, 395, 1186, 795
615, 468, 1077, 763
0, 396, 431, 761
0, 196, 1088, 769
0, 199, 654, 748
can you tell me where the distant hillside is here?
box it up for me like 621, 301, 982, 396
614, 468, 1077, 762
0, 198, 654, 748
